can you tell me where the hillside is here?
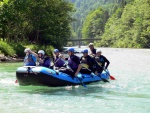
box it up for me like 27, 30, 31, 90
67, 0, 127, 38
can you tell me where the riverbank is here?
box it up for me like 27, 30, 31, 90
0, 54, 23, 62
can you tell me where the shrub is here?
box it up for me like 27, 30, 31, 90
10, 43, 25, 57
0, 41, 15, 56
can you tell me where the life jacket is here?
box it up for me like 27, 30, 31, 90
39, 56, 50, 67
24, 54, 36, 66
68, 55, 79, 69
80, 57, 89, 68
54, 56, 65, 67
92, 48, 96, 55
81, 55, 97, 72
95, 56, 104, 66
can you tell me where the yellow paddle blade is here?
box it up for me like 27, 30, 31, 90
81, 63, 89, 68
98, 62, 102, 66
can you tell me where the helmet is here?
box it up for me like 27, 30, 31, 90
67, 48, 74, 52
54, 49, 59, 53
88, 43, 94, 47
81, 49, 88, 53
24, 48, 30, 53
96, 49, 102, 53
38, 50, 45, 55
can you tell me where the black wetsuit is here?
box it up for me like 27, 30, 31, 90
80, 55, 98, 74
95, 55, 110, 73
91, 48, 96, 55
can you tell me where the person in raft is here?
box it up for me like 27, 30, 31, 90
24, 48, 36, 66
59, 48, 80, 77
29, 50, 51, 68
88, 43, 97, 57
74, 49, 98, 76
95, 49, 110, 73
53, 49, 65, 69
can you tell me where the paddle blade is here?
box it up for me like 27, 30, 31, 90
110, 75, 116, 80
15, 80, 18, 83
77, 77, 87, 88
105, 69, 116, 80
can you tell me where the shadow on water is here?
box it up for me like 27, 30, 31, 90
14, 82, 110, 97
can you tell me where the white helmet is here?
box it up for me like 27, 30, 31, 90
96, 49, 102, 53
38, 50, 45, 55
24, 48, 30, 53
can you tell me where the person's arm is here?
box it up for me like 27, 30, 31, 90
30, 51, 48, 64
103, 56, 110, 69
58, 54, 65, 60
74, 64, 82, 76
73, 56, 81, 76
29, 50, 40, 60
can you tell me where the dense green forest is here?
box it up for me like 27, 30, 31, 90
0, 0, 149, 57
69, 0, 149, 48
0, 0, 73, 56
100, 0, 150, 48
67, 0, 128, 38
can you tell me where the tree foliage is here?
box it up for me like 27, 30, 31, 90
0, 0, 73, 49
82, 7, 108, 39
98, 0, 150, 48
67, 0, 124, 38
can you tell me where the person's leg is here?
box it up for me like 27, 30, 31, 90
98, 67, 103, 74
80, 68, 91, 74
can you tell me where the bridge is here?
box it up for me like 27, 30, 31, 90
67, 38, 101, 48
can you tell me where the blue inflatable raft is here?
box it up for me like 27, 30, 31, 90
16, 66, 110, 87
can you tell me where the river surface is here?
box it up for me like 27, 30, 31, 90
0, 48, 150, 113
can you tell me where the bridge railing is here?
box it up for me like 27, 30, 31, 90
67, 38, 101, 48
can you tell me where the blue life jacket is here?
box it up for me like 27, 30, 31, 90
39, 56, 50, 68
24, 54, 36, 66
54, 57, 65, 68
68, 55, 79, 70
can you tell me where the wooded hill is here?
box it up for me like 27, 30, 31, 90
68, 0, 150, 48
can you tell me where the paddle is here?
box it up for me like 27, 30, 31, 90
95, 61, 116, 80
52, 57, 67, 75
80, 64, 109, 82
66, 64, 87, 88
27, 67, 38, 75
53, 57, 62, 65
77, 76, 87, 88
105, 69, 115, 80
15, 80, 18, 83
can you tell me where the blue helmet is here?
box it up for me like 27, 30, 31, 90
81, 49, 88, 53
54, 49, 59, 53
67, 48, 74, 52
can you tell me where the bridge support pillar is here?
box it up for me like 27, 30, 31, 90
78, 40, 81, 48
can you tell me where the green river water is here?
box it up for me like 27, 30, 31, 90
0, 48, 150, 113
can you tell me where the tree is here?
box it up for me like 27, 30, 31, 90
99, 0, 150, 48
0, 0, 74, 49
82, 7, 108, 39
67, 0, 125, 38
